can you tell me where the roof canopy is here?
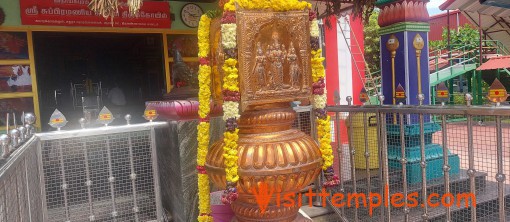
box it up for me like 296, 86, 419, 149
476, 55, 510, 71
440, 0, 510, 50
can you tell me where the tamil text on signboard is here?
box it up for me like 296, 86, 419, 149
20, 0, 171, 29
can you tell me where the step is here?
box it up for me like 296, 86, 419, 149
300, 205, 346, 222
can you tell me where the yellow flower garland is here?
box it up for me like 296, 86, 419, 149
222, 59, 240, 92
198, 15, 212, 58
198, 65, 212, 118
236, 0, 311, 11
310, 18, 336, 185
198, 174, 212, 222
220, 9, 241, 204
223, 129, 240, 183
197, 13, 213, 222
311, 49, 326, 82
317, 116, 333, 170
197, 122, 211, 166
224, 0, 311, 12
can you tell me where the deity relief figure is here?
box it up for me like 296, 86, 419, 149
287, 42, 300, 88
266, 31, 287, 90
253, 42, 266, 89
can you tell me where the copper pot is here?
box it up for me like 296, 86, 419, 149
206, 105, 322, 222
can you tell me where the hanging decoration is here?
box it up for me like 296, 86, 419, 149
196, 11, 214, 222
309, 12, 340, 188
127, 0, 143, 15
219, 2, 240, 205
88, 0, 143, 21
88, 0, 119, 21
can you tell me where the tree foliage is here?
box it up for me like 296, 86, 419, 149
363, 10, 380, 73
429, 24, 479, 51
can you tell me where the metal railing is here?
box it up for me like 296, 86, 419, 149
0, 136, 44, 222
0, 118, 167, 222
429, 40, 509, 78
326, 95, 510, 222
429, 44, 478, 81
482, 40, 510, 56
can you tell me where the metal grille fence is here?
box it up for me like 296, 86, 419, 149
0, 137, 44, 222
327, 100, 510, 222
0, 122, 166, 222
292, 105, 314, 136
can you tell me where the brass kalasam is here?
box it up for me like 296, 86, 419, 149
206, 104, 322, 222
205, 9, 321, 222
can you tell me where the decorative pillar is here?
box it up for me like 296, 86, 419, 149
377, 0, 460, 183
378, 0, 430, 107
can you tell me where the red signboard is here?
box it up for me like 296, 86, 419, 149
20, 0, 171, 29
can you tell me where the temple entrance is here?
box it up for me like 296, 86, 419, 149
33, 32, 165, 131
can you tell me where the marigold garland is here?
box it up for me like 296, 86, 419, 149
310, 18, 340, 188
224, 0, 311, 12
220, 7, 241, 205
197, 13, 214, 222
198, 15, 212, 58
198, 65, 212, 118
236, 0, 311, 11
317, 116, 333, 169
197, 174, 212, 222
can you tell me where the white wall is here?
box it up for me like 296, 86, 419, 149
336, 16, 353, 105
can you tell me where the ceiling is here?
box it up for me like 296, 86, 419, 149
440, 0, 510, 50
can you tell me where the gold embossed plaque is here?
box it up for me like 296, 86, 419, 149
236, 10, 312, 111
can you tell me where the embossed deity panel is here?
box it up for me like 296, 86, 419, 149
236, 10, 312, 111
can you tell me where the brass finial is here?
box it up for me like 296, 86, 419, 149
386, 34, 400, 58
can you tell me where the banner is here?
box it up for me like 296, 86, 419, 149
20, 0, 171, 29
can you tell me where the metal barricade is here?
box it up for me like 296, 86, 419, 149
0, 136, 44, 222
0, 121, 167, 222
327, 96, 510, 222
292, 105, 314, 136
37, 122, 166, 222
